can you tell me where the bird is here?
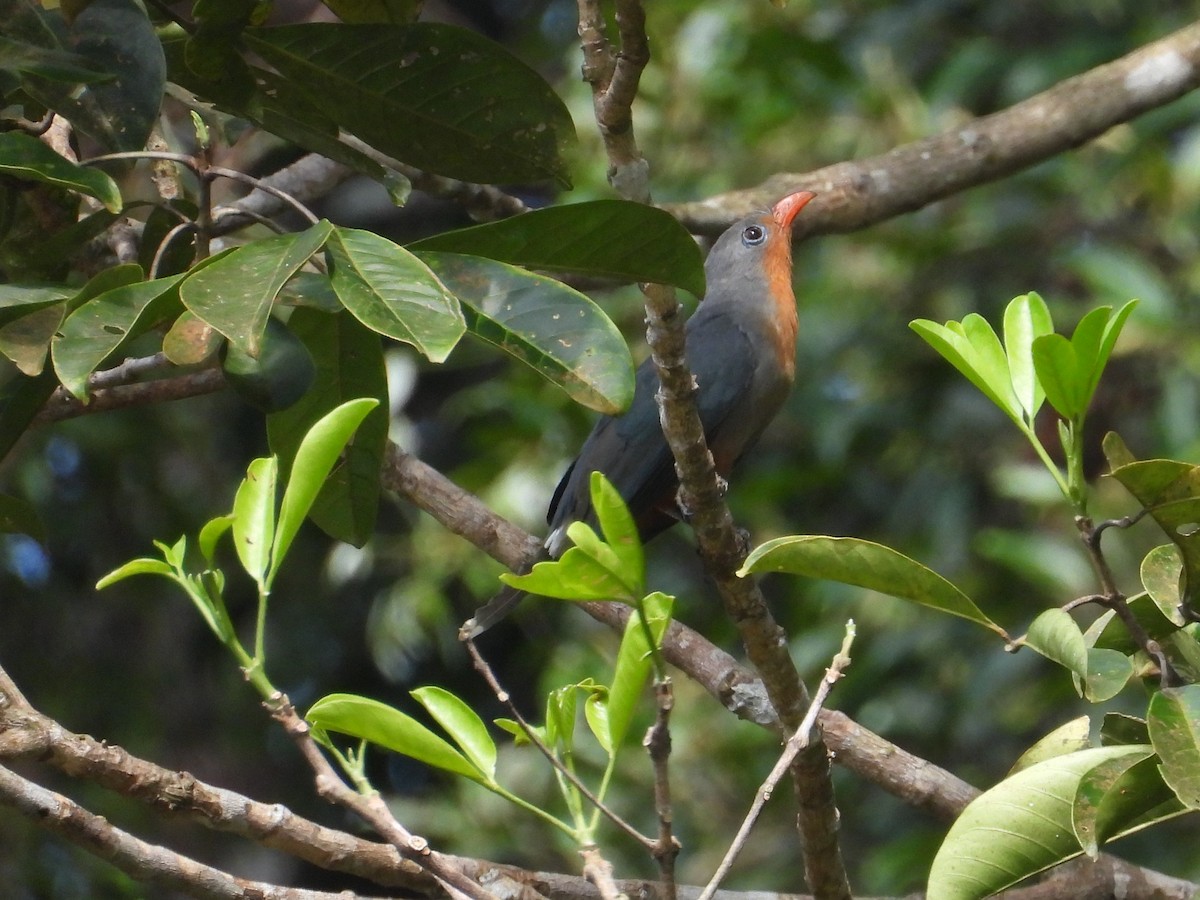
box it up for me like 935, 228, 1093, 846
464, 190, 816, 636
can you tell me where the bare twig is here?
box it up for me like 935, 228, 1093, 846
580, 845, 625, 900
644, 677, 679, 898
34, 367, 227, 424
699, 624, 856, 900
0, 764, 359, 900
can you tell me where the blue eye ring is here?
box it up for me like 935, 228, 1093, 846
741, 224, 766, 246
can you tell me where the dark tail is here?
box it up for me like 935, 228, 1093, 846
460, 546, 552, 638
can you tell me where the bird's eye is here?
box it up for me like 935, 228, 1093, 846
741, 224, 766, 246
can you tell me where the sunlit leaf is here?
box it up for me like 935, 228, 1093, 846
1148, 686, 1200, 809
411, 686, 497, 782
1002, 291, 1052, 420
231, 457, 277, 588
0, 132, 121, 212
306, 693, 482, 781
1009, 716, 1091, 774
741, 535, 1007, 637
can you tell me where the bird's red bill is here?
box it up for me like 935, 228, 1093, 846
772, 191, 816, 230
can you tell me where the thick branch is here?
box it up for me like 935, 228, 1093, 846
666, 19, 1200, 235
0, 764, 360, 900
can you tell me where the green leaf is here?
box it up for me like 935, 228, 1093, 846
410, 201, 706, 298
1141, 544, 1187, 626
1148, 686, 1200, 809
306, 693, 482, 781
606, 591, 673, 751
418, 251, 634, 415
589, 472, 644, 597
270, 397, 379, 582
232, 457, 277, 588
96, 557, 176, 589
267, 309, 387, 547
244, 23, 575, 186
52, 272, 186, 399
740, 535, 1006, 637
1024, 608, 1088, 675
222, 316, 317, 413
411, 686, 497, 781
502, 523, 633, 601
0, 303, 65, 375
198, 514, 234, 565
1086, 300, 1137, 404
545, 684, 580, 753
1032, 332, 1084, 420
1101, 713, 1150, 746
910, 318, 1021, 424
0, 368, 59, 464
0, 285, 72, 327
1001, 292, 1052, 420
583, 692, 611, 756
29, 0, 165, 152
1073, 750, 1165, 857
0, 493, 44, 541
1009, 716, 1092, 774
926, 745, 1157, 900
0, 35, 113, 82
180, 221, 333, 356
326, 227, 465, 363
0, 132, 121, 212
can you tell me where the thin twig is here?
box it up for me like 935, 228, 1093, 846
644, 677, 679, 898
461, 637, 657, 851
698, 622, 856, 900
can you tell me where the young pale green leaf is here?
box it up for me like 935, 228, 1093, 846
1086, 299, 1137, 405
1032, 332, 1085, 420
52, 272, 186, 398
589, 472, 643, 597
606, 591, 674, 752
501, 522, 636, 601
1008, 716, 1092, 774
418, 251, 634, 415
243, 22, 575, 186
584, 693, 612, 756
1002, 292, 1053, 420
741, 535, 1006, 637
326, 227, 465, 363
1147, 686, 1200, 808
232, 457, 278, 588
0, 132, 122, 212
411, 686, 497, 782
494, 717, 532, 746
270, 397, 380, 583
1025, 608, 1088, 677
267, 309, 388, 547
546, 685, 576, 753
409, 201, 706, 298
198, 514, 234, 566
96, 557, 175, 588
306, 693, 483, 781
961, 313, 1021, 418
181, 221, 332, 356
927, 745, 1157, 900
910, 318, 1021, 424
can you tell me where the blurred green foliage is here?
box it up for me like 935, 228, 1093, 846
5, 0, 1200, 896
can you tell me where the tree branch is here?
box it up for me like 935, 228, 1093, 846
665, 19, 1200, 236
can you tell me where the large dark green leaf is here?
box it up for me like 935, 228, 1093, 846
320, 0, 422, 23
410, 201, 706, 297
180, 221, 332, 356
417, 251, 634, 415
0, 35, 110, 83
28, 0, 165, 152
1148, 686, 1200, 809
0, 285, 72, 327
243, 22, 575, 186
0, 132, 120, 212
267, 308, 387, 547
326, 227, 464, 363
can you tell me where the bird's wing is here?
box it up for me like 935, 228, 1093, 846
547, 309, 758, 547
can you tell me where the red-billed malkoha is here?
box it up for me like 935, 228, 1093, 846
466, 191, 816, 635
